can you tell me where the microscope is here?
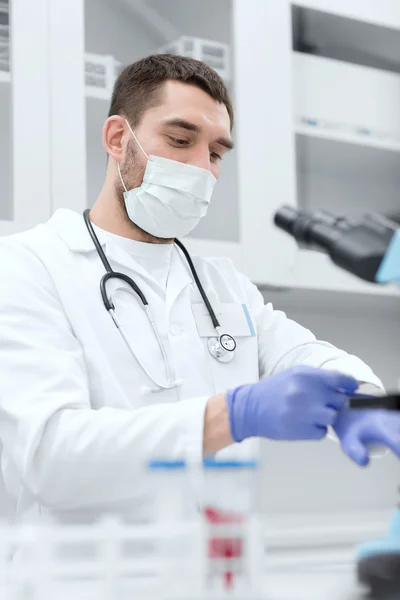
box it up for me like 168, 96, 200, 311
274, 206, 400, 598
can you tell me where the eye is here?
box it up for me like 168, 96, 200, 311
210, 151, 222, 162
169, 137, 189, 146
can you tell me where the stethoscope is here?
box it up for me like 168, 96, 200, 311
83, 210, 236, 391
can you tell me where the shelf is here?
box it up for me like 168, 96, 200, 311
0, 55, 119, 99
295, 123, 400, 154
85, 33, 231, 102
259, 285, 400, 317
158, 36, 230, 81
293, 129, 400, 298
292, 4, 400, 74
295, 126, 400, 193
278, 251, 400, 298
295, 126, 400, 224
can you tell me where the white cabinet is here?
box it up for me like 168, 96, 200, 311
294, 0, 400, 27
266, 0, 400, 295
0, 0, 51, 237
48, 0, 400, 294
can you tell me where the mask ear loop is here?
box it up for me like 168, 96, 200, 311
118, 119, 150, 193
124, 119, 149, 159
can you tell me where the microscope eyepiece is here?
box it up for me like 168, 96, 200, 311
274, 205, 395, 283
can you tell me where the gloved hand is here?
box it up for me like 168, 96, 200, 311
225, 365, 358, 443
333, 409, 400, 466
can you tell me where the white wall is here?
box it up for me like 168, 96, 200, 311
260, 288, 400, 515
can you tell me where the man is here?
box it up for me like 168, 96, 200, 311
0, 55, 398, 533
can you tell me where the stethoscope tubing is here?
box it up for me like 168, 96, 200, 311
82, 209, 236, 389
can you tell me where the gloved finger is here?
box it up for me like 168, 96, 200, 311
313, 407, 338, 427
310, 425, 328, 440
321, 371, 359, 394
341, 436, 370, 467
378, 437, 400, 460
372, 419, 400, 460
354, 411, 400, 459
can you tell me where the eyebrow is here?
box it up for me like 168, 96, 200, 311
162, 118, 235, 151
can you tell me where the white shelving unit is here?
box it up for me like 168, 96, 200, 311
85, 53, 122, 100
284, 0, 400, 295
44, 0, 400, 294
1, 0, 399, 290
158, 36, 231, 81
0, 48, 121, 101
85, 36, 231, 101
0, 0, 8, 81
295, 123, 400, 154
43, 1, 238, 274
0, 0, 52, 237
0, 2, 120, 101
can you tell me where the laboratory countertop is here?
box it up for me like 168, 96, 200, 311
1, 567, 376, 599
264, 568, 367, 600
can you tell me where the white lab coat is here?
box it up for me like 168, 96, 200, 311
0, 209, 383, 529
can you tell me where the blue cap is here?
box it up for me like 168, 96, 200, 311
376, 229, 400, 285
147, 459, 186, 470
203, 458, 258, 469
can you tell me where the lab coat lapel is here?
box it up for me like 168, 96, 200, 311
50, 208, 193, 301
166, 247, 194, 315
51, 209, 160, 287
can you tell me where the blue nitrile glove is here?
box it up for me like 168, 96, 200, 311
333, 409, 400, 466
225, 365, 358, 442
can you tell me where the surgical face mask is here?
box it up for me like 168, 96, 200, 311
118, 119, 217, 238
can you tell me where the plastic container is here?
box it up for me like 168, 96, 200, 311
147, 459, 204, 599
202, 458, 259, 515
147, 459, 190, 523
201, 458, 263, 597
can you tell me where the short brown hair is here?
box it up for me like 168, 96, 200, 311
108, 54, 234, 130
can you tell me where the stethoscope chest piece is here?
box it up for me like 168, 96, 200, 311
208, 333, 236, 363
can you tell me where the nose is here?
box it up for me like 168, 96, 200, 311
189, 149, 211, 172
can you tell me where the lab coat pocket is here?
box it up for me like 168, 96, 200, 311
192, 303, 259, 394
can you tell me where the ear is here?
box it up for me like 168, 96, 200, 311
102, 116, 127, 162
